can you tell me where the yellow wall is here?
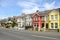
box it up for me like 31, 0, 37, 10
59, 13, 60, 30
48, 10, 59, 29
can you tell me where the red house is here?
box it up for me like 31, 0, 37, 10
32, 10, 45, 31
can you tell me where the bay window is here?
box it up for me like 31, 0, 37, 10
42, 17, 44, 21
55, 15, 58, 20
51, 15, 54, 20
55, 23, 58, 28
51, 23, 54, 28
34, 17, 38, 21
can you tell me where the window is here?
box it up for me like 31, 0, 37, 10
46, 16, 48, 20
51, 23, 54, 28
29, 22, 31, 26
55, 23, 58, 28
55, 15, 58, 20
42, 17, 44, 21
34, 23, 38, 28
34, 17, 38, 21
51, 15, 54, 20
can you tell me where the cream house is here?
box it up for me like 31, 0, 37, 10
25, 14, 33, 26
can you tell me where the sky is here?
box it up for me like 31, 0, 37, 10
0, 0, 60, 19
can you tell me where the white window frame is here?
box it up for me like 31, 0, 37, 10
46, 16, 48, 20
51, 23, 54, 29
34, 17, 38, 21
55, 15, 58, 20
55, 23, 58, 28
51, 15, 54, 20
42, 17, 44, 21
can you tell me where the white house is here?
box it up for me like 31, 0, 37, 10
17, 14, 26, 29
17, 13, 33, 30
25, 14, 33, 26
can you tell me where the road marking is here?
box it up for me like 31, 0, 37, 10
32, 35, 57, 39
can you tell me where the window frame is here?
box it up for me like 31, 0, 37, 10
51, 15, 54, 20
55, 23, 58, 28
46, 16, 48, 20
51, 23, 54, 28
42, 16, 44, 21
55, 15, 58, 20
34, 17, 38, 21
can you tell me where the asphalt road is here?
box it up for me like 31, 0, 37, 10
0, 28, 60, 40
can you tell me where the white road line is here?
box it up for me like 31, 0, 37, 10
32, 35, 57, 39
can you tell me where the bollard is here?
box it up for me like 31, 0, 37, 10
57, 29, 59, 32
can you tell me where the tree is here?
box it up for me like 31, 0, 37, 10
5, 23, 12, 28
11, 20, 18, 28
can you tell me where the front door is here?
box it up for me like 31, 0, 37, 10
42, 23, 44, 28
46, 23, 48, 29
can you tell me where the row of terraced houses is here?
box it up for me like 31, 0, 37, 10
17, 8, 60, 31
0, 8, 60, 32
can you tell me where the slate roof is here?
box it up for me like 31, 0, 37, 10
36, 8, 60, 16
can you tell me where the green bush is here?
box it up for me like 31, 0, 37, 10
25, 26, 32, 30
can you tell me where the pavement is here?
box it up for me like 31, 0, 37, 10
0, 28, 60, 40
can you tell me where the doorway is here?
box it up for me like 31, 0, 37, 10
46, 23, 48, 29
42, 23, 44, 28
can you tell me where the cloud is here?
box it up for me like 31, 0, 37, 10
22, 7, 40, 14
43, 1, 56, 10
17, 1, 39, 8
17, 1, 40, 14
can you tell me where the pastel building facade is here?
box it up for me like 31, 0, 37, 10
48, 8, 60, 29
32, 8, 60, 31
17, 14, 26, 29
17, 8, 60, 31
25, 14, 33, 26
17, 13, 33, 29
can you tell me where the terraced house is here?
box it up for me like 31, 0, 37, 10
17, 13, 26, 29
17, 13, 33, 30
32, 10, 45, 31
25, 14, 33, 26
48, 8, 60, 30
32, 8, 60, 31
15, 8, 60, 31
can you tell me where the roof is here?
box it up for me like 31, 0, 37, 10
17, 13, 34, 19
35, 8, 60, 16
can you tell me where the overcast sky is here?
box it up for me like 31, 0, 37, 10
0, 0, 60, 19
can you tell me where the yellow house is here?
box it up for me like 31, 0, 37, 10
44, 8, 60, 31
48, 8, 60, 30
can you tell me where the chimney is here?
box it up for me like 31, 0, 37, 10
35, 10, 40, 14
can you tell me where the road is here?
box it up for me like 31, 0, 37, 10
0, 28, 60, 40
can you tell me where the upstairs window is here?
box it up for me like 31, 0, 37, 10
55, 15, 58, 20
51, 15, 54, 20
46, 16, 48, 20
42, 17, 44, 21
34, 17, 38, 21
